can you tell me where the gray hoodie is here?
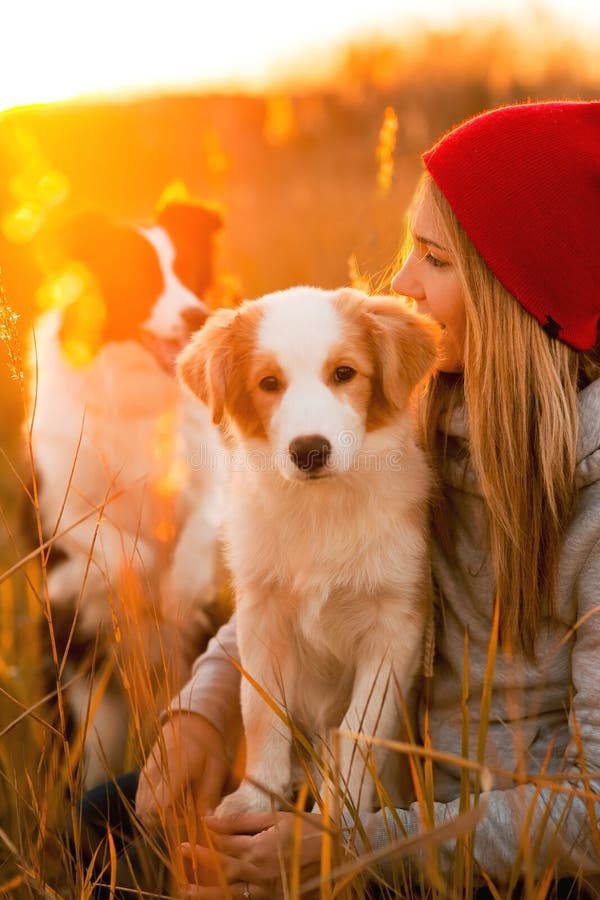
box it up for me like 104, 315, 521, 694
169, 377, 600, 886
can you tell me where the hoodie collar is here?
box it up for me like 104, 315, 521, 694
576, 378, 600, 488
439, 378, 600, 493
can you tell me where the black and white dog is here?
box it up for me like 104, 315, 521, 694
30, 200, 228, 785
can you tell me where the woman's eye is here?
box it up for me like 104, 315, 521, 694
424, 251, 448, 268
258, 375, 280, 392
333, 366, 357, 384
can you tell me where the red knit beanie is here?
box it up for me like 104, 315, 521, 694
423, 100, 600, 351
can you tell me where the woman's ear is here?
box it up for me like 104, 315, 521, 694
177, 307, 237, 424
366, 297, 441, 415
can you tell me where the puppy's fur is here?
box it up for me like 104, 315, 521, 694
31, 201, 227, 786
178, 286, 439, 815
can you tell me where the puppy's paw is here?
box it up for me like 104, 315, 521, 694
214, 781, 273, 818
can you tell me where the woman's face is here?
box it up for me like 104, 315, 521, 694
391, 192, 466, 373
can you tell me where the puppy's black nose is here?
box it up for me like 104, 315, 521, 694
289, 435, 331, 473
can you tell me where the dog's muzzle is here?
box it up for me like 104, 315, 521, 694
180, 304, 209, 335
139, 305, 209, 374
289, 434, 331, 473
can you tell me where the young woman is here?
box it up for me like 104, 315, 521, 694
87, 100, 600, 897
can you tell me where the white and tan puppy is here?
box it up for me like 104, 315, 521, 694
178, 286, 440, 815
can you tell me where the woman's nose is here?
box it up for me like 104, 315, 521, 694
391, 269, 406, 294
391, 253, 422, 299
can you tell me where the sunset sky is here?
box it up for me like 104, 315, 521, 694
1, 0, 599, 111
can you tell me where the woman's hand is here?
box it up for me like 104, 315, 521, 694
179, 811, 326, 899
135, 713, 230, 829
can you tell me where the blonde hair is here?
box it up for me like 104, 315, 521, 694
411, 173, 600, 658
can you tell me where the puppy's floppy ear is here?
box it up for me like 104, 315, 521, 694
366, 297, 441, 413
66, 211, 164, 343
177, 307, 236, 424
157, 201, 225, 297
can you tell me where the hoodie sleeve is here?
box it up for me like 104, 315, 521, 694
359, 536, 600, 885
166, 613, 242, 743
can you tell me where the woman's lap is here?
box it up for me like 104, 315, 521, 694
79, 777, 597, 899
79, 770, 168, 898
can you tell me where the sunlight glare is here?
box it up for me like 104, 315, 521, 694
1, 0, 599, 111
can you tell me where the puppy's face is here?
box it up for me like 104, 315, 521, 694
139, 223, 209, 345
178, 287, 440, 481
65, 201, 222, 356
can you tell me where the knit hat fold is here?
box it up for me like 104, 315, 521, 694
423, 100, 600, 351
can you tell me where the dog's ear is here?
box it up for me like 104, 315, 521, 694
177, 307, 236, 424
67, 212, 164, 343
366, 297, 441, 414
157, 201, 224, 297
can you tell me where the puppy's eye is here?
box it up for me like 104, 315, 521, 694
333, 366, 356, 384
259, 375, 280, 392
